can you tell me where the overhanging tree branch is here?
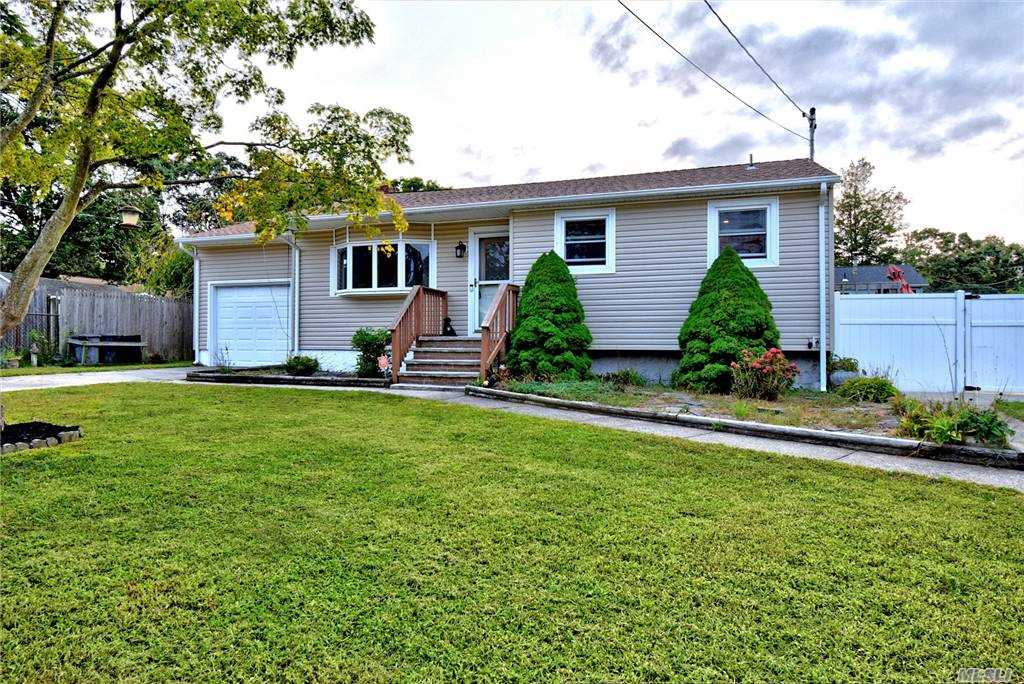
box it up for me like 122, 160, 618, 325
0, 0, 68, 154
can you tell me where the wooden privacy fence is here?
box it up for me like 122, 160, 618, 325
58, 289, 193, 361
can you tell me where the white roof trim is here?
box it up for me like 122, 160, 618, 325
177, 174, 840, 244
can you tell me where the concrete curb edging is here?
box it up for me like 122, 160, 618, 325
186, 369, 387, 388
465, 386, 1024, 470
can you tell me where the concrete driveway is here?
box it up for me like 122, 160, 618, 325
0, 366, 191, 392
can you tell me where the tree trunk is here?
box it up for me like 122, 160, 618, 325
0, 144, 92, 336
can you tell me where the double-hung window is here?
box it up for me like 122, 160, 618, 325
707, 196, 779, 268
554, 207, 616, 275
331, 239, 435, 295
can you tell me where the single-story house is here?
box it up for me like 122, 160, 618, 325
176, 157, 839, 389
835, 264, 928, 293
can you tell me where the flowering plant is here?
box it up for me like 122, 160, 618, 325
730, 348, 798, 400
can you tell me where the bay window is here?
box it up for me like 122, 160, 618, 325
331, 240, 435, 295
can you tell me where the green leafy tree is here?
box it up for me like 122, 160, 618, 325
835, 159, 908, 266
672, 246, 780, 393
388, 177, 449, 193
1, 182, 160, 282
506, 251, 592, 380
0, 0, 413, 335
899, 228, 1024, 293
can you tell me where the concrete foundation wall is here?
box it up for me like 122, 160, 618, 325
590, 349, 821, 389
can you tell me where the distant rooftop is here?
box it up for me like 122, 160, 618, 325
835, 264, 929, 289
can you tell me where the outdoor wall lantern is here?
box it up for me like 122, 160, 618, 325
119, 205, 142, 227
454, 241, 467, 259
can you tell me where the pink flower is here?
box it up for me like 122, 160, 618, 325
377, 355, 389, 370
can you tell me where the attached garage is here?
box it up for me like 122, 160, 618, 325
210, 283, 291, 367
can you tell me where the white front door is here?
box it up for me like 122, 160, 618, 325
468, 229, 510, 335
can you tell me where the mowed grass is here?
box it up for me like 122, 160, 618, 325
0, 360, 191, 377
996, 399, 1024, 421
2, 383, 1022, 680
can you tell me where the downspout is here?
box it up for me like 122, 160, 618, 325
818, 181, 828, 392
177, 243, 200, 364
281, 232, 301, 356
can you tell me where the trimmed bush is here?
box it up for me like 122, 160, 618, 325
506, 251, 593, 380
730, 348, 798, 401
836, 375, 897, 403
352, 327, 390, 378
284, 355, 319, 376
672, 246, 780, 393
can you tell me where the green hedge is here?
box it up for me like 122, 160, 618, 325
506, 251, 592, 380
672, 246, 780, 393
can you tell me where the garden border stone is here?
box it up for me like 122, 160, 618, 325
186, 368, 388, 388
465, 386, 1024, 470
2, 427, 83, 453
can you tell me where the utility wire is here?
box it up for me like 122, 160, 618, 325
702, 0, 806, 116
617, 0, 808, 141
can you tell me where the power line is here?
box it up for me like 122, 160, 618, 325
617, 0, 808, 142
702, 0, 805, 116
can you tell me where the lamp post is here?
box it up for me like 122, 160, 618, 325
119, 205, 142, 227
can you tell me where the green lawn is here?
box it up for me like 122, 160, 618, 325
2, 384, 1022, 680
996, 399, 1024, 421
0, 360, 192, 377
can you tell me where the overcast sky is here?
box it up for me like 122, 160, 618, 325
218, 0, 1024, 241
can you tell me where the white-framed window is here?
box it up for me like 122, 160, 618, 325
330, 239, 436, 295
554, 207, 616, 275
707, 196, 779, 268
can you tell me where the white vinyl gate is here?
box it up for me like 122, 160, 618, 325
835, 292, 1024, 393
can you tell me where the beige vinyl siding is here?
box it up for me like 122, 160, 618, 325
196, 243, 291, 350
511, 190, 827, 351
296, 222, 501, 349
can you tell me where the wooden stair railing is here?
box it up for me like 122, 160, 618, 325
479, 283, 520, 378
390, 286, 448, 383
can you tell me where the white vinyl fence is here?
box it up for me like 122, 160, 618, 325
834, 292, 1024, 393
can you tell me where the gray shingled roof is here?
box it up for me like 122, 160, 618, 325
835, 264, 929, 287
190, 158, 837, 237
389, 158, 836, 209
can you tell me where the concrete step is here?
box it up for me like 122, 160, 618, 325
389, 383, 465, 392
398, 370, 478, 386
416, 336, 482, 350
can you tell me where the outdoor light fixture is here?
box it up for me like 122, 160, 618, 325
454, 241, 467, 259
119, 205, 142, 227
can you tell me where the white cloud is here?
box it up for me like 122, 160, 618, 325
209, 0, 1023, 240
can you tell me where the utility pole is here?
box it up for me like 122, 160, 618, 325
803, 106, 817, 160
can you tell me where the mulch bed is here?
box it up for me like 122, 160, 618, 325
2, 421, 82, 452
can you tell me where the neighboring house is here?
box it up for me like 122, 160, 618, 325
835, 264, 928, 294
176, 158, 839, 389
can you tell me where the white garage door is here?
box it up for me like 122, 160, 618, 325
212, 284, 291, 367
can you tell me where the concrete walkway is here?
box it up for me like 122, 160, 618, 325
3, 368, 1022, 492
0, 366, 190, 392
